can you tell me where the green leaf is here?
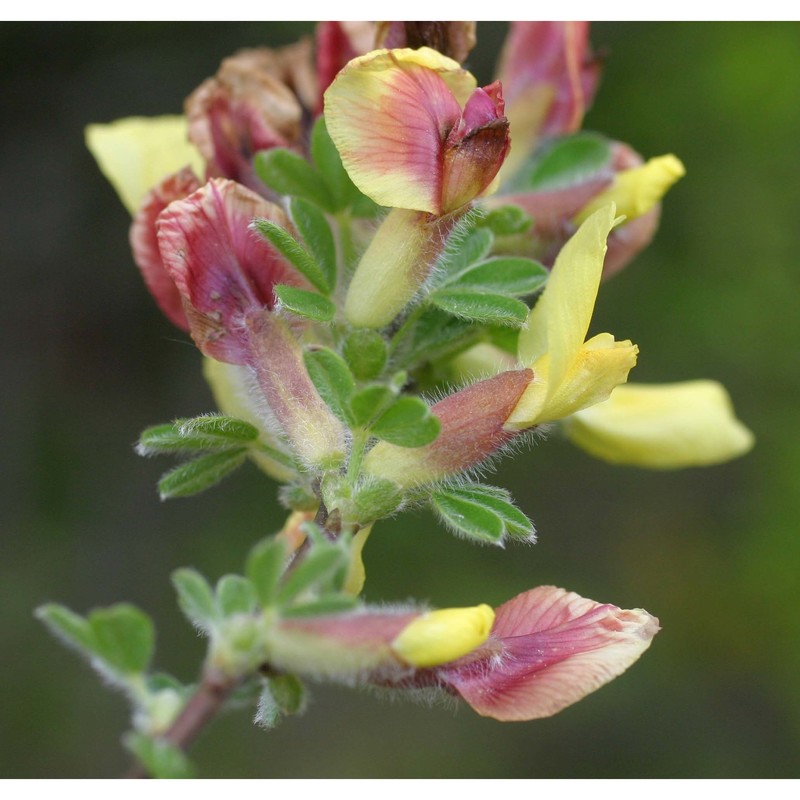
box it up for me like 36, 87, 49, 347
36, 603, 95, 653
281, 594, 359, 617
171, 568, 218, 633
274, 284, 335, 322
267, 673, 306, 715
399, 308, 478, 367
88, 604, 155, 675
343, 330, 387, 381
443, 484, 535, 541
352, 477, 404, 521
371, 396, 440, 448
479, 204, 533, 235
158, 449, 247, 499
254, 148, 334, 211
215, 575, 258, 617
432, 291, 529, 327
310, 116, 358, 211
515, 132, 612, 192
252, 219, 330, 293
137, 417, 258, 455
349, 385, 395, 428
124, 732, 195, 779
438, 226, 494, 282
276, 546, 347, 605
430, 493, 506, 545
304, 348, 356, 424
289, 197, 337, 292
446, 257, 547, 296
245, 537, 288, 607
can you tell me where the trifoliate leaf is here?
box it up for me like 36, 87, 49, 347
343, 330, 387, 381
215, 575, 258, 617
276, 546, 347, 606
479, 204, 533, 235
430, 493, 506, 545
349, 385, 395, 428
442, 484, 535, 542
252, 218, 330, 293
124, 732, 195, 779
446, 257, 547, 296
274, 284, 335, 322
310, 116, 359, 212
88, 603, 155, 675
254, 148, 334, 211
289, 197, 337, 292
36, 603, 96, 653
304, 348, 356, 424
157, 449, 247, 499
438, 226, 494, 282
371, 396, 440, 448
245, 537, 288, 607
171, 568, 218, 633
432, 291, 529, 327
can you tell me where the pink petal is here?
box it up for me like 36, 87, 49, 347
441, 586, 659, 721
157, 178, 307, 364
129, 167, 201, 330
498, 21, 599, 138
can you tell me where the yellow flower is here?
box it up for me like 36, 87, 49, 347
506, 203, 638, 429
563, 381, 755, 468
85, 116, 203, 215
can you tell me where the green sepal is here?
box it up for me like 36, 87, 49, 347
371, 396, 440, 448
289, 197, 337, 292
280, 594, 359, 618
88, 603, 155, 676
431, 291, 529, 327
157, 449, 248, 499
512, 132, 612, 193
303, 347, 356, 424
274, 284, 335, 322
171, 568, 218, 634
275, 546, 347, 606
445, 257, 547, 296
124, 732, 196, 779
430, 492, 506, 545
343, 329, 387, 380
479, 204, 533, 235
349, 384, 395, 428
252, 218, 330, 293
245, 537, 288, 607
254, 148, 335, 211
215, 575, 258, 617
310, 116, 358, 211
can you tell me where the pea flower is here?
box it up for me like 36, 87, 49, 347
325, 47, 510, 328
269, 586, 658, 722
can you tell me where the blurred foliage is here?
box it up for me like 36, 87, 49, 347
1, 21, 799, 777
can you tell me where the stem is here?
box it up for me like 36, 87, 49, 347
125, 670, 237, 779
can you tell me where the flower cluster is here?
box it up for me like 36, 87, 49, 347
41, 22, 753, 777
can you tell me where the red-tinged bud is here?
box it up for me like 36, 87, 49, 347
186, 45, 316, 192
315, 22, 377, 111
245, 311, 346, 469
129, 167, 201, 331
375, 22, 477, 64
364, 369, 533, 488
157, 178, 309, 364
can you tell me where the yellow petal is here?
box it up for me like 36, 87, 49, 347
563, 381, 755, 468
343, 525, 373, 596
507, 333, 638, 428
85, 116, 204, 215
575, 154, 685, 226
518, 204, 617, 387
391, 604, 495, 668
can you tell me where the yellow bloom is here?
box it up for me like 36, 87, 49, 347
506, 203, 638, 429
575, 154, 685, 226
85, 116, 203, 215
563, 381, 755, 468
391, 604, 495, 668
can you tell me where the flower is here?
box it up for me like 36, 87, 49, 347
563, 381, 755, 468
267, 585, 658, 721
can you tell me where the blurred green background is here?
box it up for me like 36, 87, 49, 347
2, 21, 799, 778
